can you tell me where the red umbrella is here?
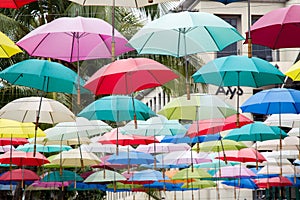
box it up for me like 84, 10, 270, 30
0, 169, 39, 181
0, 150, 49, 166
84, 57, 179, 95
254, 177, 293, 188
245, 4, 300, 49
98, 129, 159, 146
0, 0, 36, 9
0, 138, 28, 146
186, 114, 253, 138
215, 148, 266, 163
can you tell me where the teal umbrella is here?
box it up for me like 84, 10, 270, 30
0, 59, 89, 94
192, 55, 285, 126
128, 11, 244, 99
16, 144, 72, 153
78, 95, 156, 122
224, 122, 287, 142
41, 170, 83, 182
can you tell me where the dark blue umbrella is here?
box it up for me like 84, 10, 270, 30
161, 133, 220, 144
222, 178, 258, 189
68, 182, 105, 191
209, 0, 246, 5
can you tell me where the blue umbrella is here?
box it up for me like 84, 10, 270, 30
68, 182, 105, 191
222, 178, 258, 189
107, 151, 156, 165
128, 169, 168, 182
161, 133, 221, 144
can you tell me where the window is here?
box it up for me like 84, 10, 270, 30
217, 15, 240, 58
251, 15, 273, 61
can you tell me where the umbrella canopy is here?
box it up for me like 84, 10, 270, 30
158, 93, 236, 121
98, 129, 158, 146
45, 117, 112, 140
0, 138, 28, 146
68, 0, 174, 7
214, 165, 256, 178
264, 114, 300, 128
182, 179, 216, 189
0, 0, 36, 8
245, 4, 300, 49
121, 115, 187, 136
223, 122, 287, 142
80, 143, 134, 154
222, 179, 258, 189
209, 0, 245, 4
186, 114, 253, 137
215, 148, 266, 163
194, 159, 239, 169
128, 169, 168, 182
136, 143, 190, 154
41, 170, 83, 182
84, 170, 126, 183
161, 151, 212, 165
0, 96, 75, 123
0, 118, 45, 138
84, 58, 178, 95
161, 133, 221, 144
92, 155, 138, 170
285, 60, 300, 82
254, 136, 300, 151
254, 177, 293, 188
17, 16, 132, 62
0, 31, 22, 57
172, 167, 212, 180
78, 95, 156, 122
0, 59, 89, 94
193, 139, 247, 152
16, 144, 72, 153
241, 88, 300, 115
31, 181, 70, 188
0, 169, 39, 181
128, 11, 243, 57
0, 150, 49, 166
192, 55, 284, 87
50, 148, 101, 167
257, 163, 298, 176
107, 151, 156, 165
68, 182, 105, 191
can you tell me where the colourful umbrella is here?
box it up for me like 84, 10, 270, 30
16, 144, 72, 153
136, 143, 190, 154
186, 114, 253, 138
128, 11, 244, 98
285, 60, 300, 82
223, 122, 287, 142
192, 140, 247, 152
172, 167, 212, 180
0, 31, 22, 57
41, 170, 83, 182
68, 182, 105, 191
0, 150, 49, 166
0, 169, 39, 181
0, 138, 28, 146
107, 151, 156, 165
254, 177, 293, 188
84, 170, 126, 183
213, 165, 256, 178
78, 95, 156, 122
182, 179, 216, 189
264, 114, 300, 128
215, 148, 266, 163
245, 4, 300, 49
80, 143, 134, 154
17, 16, 132, 62
158, 93, 236, 121
0, 0, 36, 8
84, 57, 178, 95
128, 169, 168, 183
222, 179, 258, 189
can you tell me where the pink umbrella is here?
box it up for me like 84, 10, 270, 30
17, 16, 132, 63
0, 150, 49, 166
31, 181, 70, 188
213, 165, 256, 178
84, 58, 179, 95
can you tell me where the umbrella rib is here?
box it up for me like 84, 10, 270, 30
138, 32, 155, 54
31, 33, 51, 56
70, 33, 76, 62
97, 34, 112, 55
203, 26, 220, 50
0, 45, 10, 57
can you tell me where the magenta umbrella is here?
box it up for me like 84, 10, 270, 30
245, 4, 300, 49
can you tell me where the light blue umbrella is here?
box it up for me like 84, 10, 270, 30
0, 59, 89, 94
16, 144, 72, 153
78, 95, 156, 122
107, 151, 156, 165
128, 169, 168, 182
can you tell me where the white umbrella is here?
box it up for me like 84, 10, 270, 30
31, 137, 91, 146
264, 114, 300, 128
80, 143, 133, 154
253, 136, 300, 151
136, 143, 190, 154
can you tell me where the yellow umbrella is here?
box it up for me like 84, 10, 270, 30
285, 60, 300, 81
0, 32, 22, 58
0, 118, 45, 138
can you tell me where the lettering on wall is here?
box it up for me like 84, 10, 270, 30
215, 86, 243, 99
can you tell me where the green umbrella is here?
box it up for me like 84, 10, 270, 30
172, 167, 212, 180
194, 159, 239, 169
157, 93, 236, 121
181, 179, 216, 189
106, 182, 142, 190
192, 140, 247, 152
41, 170, 83, 182
84, 170, 126, 183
